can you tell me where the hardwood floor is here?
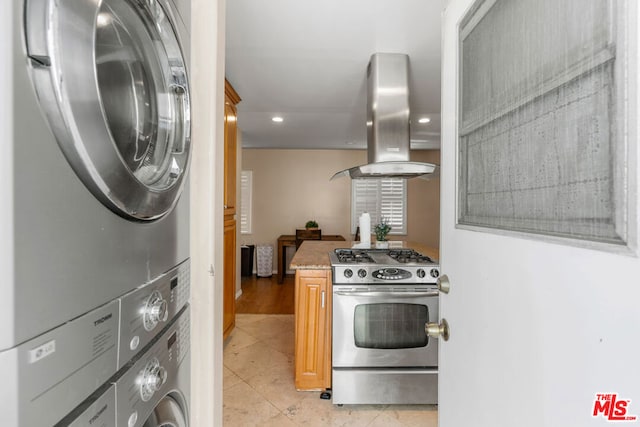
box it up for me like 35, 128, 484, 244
236, 274, 295, 314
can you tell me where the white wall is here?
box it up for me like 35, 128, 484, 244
240, 149, 360, 245
190, 0, 224, 425
239, 148, 441, 273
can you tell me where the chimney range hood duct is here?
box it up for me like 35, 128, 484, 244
331, 53, 438, 180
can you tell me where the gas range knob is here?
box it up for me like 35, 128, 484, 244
344, 269, 353, 278
430, 268, 440, 278
416, 269, 426, 278
357, 269, 367, 278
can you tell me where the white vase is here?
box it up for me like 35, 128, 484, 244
375, 241, 389, 249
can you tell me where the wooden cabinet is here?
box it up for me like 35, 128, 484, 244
223, 218, 237, 338
223, 80, 240, 340
294, 269, 332, 390
224, 80, 240, 217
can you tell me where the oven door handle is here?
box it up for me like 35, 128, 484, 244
334, 290, 439, 298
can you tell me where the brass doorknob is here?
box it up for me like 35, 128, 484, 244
437, 275, 450, 294
426, 318, 450, 341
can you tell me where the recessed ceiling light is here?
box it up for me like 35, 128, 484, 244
418, 117, 431, 124
272, 116, 284, 123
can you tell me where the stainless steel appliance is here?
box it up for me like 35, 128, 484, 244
117, 260, 190, 369
1, 0, 192, 422
0, 300, 120, 426
330, 248, 440, 405
113, 261, 191, 427
2, 0, 191, 354
331, 53, 438, 180
115, 306, 190, 427
0, 258, 191, 426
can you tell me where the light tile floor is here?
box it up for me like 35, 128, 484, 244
223, 314, 438, 426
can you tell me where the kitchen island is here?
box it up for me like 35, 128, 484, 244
290, 240, 439, 391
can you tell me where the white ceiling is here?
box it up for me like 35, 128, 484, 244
225, 0, 444, 150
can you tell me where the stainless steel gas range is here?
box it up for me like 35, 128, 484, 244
330, 248, 440, 405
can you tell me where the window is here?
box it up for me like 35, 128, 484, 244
351, 178, 407, 234
240, 170, 252, 234
457, 0, 630, 246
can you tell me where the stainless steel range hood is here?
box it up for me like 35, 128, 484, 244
331, 53, 438, 180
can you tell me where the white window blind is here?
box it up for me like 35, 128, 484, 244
457, 0, 629, 245
351, 178, 407, 234
240, 170, 252, 234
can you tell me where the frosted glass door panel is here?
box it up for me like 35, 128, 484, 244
458, 0, 629, 245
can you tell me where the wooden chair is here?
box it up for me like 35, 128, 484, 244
295, 228, 321, 249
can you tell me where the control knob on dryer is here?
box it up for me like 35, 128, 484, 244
143, 290, 168, 331
139, 358, 168, 402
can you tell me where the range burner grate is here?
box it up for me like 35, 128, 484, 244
334, 249, 375, 264
334, 248, 434, 265
387, 249, 434, 264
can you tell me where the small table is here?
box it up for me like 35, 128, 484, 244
277, 234, 345, 283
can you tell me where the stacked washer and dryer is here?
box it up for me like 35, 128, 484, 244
1, 0, 193, 425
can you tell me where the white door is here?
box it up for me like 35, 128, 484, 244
439, 1, 640, 426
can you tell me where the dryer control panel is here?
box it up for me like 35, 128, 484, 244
118, 259, 190, 368
115, 306, 190, 427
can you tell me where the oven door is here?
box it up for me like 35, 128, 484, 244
332, 286, 439, 368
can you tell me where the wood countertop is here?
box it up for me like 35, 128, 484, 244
289, 240, 439, 270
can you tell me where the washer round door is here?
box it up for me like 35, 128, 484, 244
142, 395, 188, 427
25, 0, 191, 221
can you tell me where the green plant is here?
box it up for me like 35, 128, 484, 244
374, 217, 392, 241
305, 220, 319, 229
